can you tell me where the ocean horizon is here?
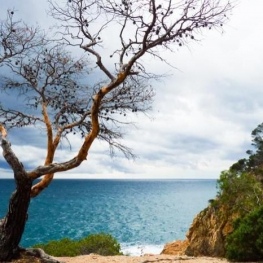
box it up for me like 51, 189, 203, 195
0, 179, 217, 255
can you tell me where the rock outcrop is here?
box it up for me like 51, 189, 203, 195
162, 205, 234, 257
185, 206, 233, 257
161, 240, 189, 255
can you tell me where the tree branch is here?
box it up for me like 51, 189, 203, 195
0, 124, 29, 181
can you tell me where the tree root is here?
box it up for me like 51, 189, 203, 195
17, 247, 64, 263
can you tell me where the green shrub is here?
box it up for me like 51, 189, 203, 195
33, 238, 80, 257
33, 233, 122, 257
225, 206, 263, 261
78, 233, 122, 256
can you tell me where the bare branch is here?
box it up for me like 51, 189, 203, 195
0, 0, 232, 196
0, 10, 45, 63
0, 124, 29, 181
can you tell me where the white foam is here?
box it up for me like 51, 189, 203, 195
121, 244, 163, 256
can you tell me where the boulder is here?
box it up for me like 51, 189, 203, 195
161, 240, 189, 255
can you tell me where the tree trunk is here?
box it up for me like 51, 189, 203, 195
0, 172, 32, 261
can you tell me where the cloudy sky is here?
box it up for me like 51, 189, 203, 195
1, 0, 263, 180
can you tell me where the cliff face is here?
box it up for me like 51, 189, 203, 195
162, 205, 234, 257
185, 206, 233, 257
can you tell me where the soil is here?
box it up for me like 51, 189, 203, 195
54, 254, 230, 263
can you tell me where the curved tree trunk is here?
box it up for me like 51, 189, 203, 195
0, 130, 33, 261
0, 172, 32, 261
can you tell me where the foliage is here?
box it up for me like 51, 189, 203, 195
214, 123, 263, 260
230, 123, 263, 181
33, 238, 79, 257
225, 206, 263, 261
216, 170, 263, 218
78, 233, 122, 256
33, 233, 122, 257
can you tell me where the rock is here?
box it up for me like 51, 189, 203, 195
162, 205, 234, 257
185, 205, 233, 257
161, 240, 189, 255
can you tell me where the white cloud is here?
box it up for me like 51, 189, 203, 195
1, 0, 263, 179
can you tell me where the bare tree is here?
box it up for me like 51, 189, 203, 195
0, 0, 232, 261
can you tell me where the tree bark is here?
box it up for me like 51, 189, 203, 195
0, 172, 32, 261
0, 129, 33, 261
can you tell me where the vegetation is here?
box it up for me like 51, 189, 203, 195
230, 123, 263, 181
34, 238, 79, 257
0, 0, 232, 261
225, 206, 263, 261
212, 122, 263, 261
216, 170, 263, 218
33, 233, 122, 257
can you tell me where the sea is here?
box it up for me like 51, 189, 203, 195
0, 179, 217, 255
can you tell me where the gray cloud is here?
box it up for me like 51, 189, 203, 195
1, 0, 263, 179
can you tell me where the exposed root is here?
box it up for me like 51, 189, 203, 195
10, 247, 64, 263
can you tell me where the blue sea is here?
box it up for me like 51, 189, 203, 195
0, 179, 217, 255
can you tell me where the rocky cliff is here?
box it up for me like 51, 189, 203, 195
162, 204, 234, 257
185, 205, 234, 257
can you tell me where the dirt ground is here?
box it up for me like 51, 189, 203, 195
54, 254, 230, 263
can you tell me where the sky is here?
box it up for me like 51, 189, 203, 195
1, 0, 263, 180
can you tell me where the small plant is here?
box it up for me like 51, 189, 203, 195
225, 206, 263, 261
33, 233, 122, 257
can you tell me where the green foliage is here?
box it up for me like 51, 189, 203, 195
33, 233, 122, 257
225, 206, 263, 261
214, 123, 263, 260
78, 233, 122, 256
230, 122, 263, 181
33, 238, 79, 257
216, 170, 263, 217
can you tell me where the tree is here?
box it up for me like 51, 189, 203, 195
230, 122, 263, 181
209, 124, 263, 258
216, 170, 263, 218
225, 206, 263, 261
0, 0, 232, 261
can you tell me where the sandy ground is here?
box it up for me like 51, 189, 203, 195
54, 254, 230, 263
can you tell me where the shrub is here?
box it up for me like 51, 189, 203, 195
78, 233, 122, 256
33, 238, 79, 257
33, 233, 122, 257
225, 206, 263, 261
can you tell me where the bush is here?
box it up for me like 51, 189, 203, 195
33, 238, 80, 257
33, 233, 122, 257
225, 206, 263, 261
78, 233, 122, 256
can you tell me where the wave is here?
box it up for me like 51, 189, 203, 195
121, 243, 164, 256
